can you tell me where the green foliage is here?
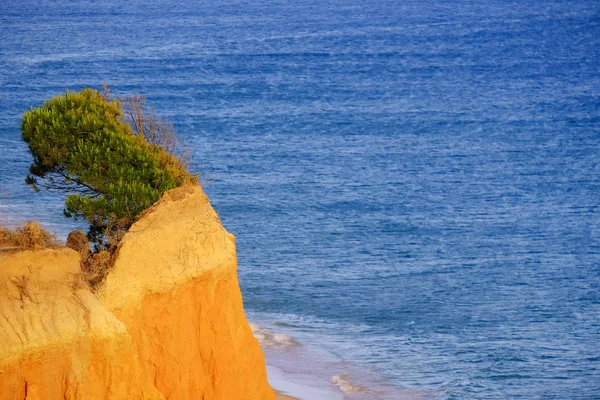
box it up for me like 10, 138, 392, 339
21, 88, 195, 248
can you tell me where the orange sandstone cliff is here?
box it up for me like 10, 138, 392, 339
0, 185, 275, 400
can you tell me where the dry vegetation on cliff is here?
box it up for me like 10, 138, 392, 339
0, 222, 60, 251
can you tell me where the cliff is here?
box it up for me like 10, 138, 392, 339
0, 185, 275, 400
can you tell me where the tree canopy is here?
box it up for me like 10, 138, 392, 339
21, 88, 196, 248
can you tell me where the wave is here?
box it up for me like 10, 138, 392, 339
331, 373, 365, 396
250, 323, 299, 348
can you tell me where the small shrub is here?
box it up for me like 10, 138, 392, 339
0, 222, 59, 250
66, 229, 91, 260
82, 250, 112, 289
0, 225, 8, 245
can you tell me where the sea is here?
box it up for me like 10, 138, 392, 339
0, 0, 599, 398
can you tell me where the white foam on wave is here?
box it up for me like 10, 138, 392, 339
250, 323, 299, 348
331, 373, 366, 396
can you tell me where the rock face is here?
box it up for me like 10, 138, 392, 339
97, 184, 275, 400
0, 249, 163, 400
0, 185, 274, 400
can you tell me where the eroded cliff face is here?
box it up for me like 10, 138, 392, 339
97, 184, 275, 400
0, 185, 275, 400
0, 249, 163, 400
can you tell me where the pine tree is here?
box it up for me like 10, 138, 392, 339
21, 88, 196, 249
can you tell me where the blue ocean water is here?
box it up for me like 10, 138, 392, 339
1, 0, 599, 398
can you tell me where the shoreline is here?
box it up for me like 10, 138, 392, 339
276, 392, 298, 400
254, 321, 350, 400
266, 363, 345, 400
